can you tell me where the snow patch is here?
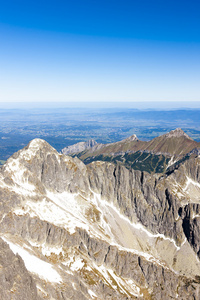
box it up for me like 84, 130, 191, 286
88, 289, 97, 299
62, 254, 84, 272
13, 187, 180, 268
192, 214, 200, 220
92, 263, 142, 298
70, 258, 84, 271
111, 241, 168, 268
2, 237, 62, 283
29, 240, 64, 257
14, 189, 114, 243
167, 156, 177, 168
183, 176, 200, 191
14, 196, 90, 234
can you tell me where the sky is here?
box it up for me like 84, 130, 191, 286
0, 0, 200, 103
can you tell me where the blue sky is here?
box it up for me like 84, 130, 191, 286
0, 0, 200, 102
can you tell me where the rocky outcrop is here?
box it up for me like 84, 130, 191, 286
62, 139, 99, 155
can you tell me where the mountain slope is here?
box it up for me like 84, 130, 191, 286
144, 128, 198, 156
0, 139, 200, 299
67, 128, 200, 174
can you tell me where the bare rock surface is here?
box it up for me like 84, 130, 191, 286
0, 237, 39, 300
165, 128, 193, 140
62, 139, 99, 155
0, 137, 200, 299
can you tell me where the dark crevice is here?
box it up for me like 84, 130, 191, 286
138, 256, 145, 276
178, 207, 183, 217
140, 171, 144, 185
165, 188, 172, 211
182, 218, 192, 244
104, 246, 111, 263
47, 225, 51, 237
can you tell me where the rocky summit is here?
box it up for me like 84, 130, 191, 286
0, 136, 200, 299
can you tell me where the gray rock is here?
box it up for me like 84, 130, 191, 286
0, 138, 200, 299
62, 139, 99, 155
0, 238, 39, 300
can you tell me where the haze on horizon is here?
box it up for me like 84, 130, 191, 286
0, 0, 200, 103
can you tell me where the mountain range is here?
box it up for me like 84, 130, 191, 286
0, 128, 200, 299
62, 128, 200, 174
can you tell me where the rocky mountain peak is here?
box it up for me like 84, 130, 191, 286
16, 138, 56, 161
28, 138, 46, 146
3, 138, 52, 173
62, 139, 98, 155
124, 134, 138, 142
165, 128, 193, 140
27, 138, 55, 152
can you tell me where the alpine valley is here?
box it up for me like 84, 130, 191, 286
1, 128, 200, 299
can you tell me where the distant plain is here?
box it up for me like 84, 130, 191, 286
0, 105, 200, 163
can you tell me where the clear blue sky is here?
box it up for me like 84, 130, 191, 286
0, 0, 200, 102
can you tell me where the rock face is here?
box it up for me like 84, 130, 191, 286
0, 238, 39, 300
0, 138, 200, 299
62, 139, 99, 155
